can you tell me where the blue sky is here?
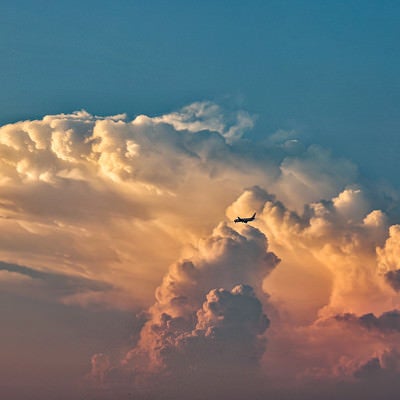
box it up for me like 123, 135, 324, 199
2, 0, 400, 180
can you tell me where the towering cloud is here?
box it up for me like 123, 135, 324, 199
116, 223, 278, 391
227, 185, 394, 316
2, 102, 400, 399
0, 102, 361, 310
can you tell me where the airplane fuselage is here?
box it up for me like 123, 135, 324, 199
234, 213, 256, 223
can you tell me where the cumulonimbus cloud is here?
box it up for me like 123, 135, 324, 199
2, 102, 400, 398
0, 101, 362, 310
87, 222, 277, 400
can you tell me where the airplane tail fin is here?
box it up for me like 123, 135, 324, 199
252, 213, 256, 219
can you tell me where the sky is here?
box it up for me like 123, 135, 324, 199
2, 1, 400, 399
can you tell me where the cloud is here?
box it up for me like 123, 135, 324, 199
138, 284, 269, 373
336, 309, 400, 333
1, 102, 358, 311
226, 185, 395, 319
121, 223, 278, 377
222, 183, 400, 393
0, 261, 114, 309
153, 101, 255, 142
90, 353, 111, 385
377, 225, 400, 293
3, 101, 400, 399
385, 270, 400, 291
153, 223, 279, 314
1, 106, 252, 308
352, 348, 400, 393
84, 221, 277, 398
84, 226, 276, 400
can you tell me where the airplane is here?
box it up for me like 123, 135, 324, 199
234, 213, 256, 224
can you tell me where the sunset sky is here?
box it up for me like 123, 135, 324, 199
2, 1, 400, 399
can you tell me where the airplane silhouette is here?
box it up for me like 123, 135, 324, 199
234, 213, 256, 224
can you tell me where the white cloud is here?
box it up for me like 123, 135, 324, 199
153, 101, 254, 142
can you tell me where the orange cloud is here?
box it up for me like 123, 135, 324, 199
2, 103, 400, 398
